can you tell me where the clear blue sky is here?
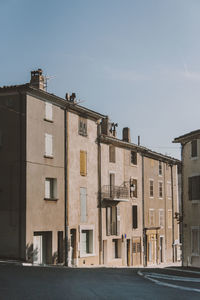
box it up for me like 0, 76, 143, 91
1, 0, 200, 158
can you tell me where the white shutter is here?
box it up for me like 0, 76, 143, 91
45, 179, 50, 198
116, 206, 120, 236
45, 102, 53, 121
45, 134, 53, 157
80, 188, 87, 223
81, 231, 87, 255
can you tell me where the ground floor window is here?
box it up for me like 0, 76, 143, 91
113, 239, 121, 258
191, 227, 200, 255
80, 228, 94, 257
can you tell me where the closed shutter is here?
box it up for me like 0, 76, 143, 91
45, 134, 53, 157
80, 188, 87, 223
81, 230, 87, 255
116, 206, 120, 236
106, 207, 111, 236
132, 205, 138, 229
109, 146, 116, 163
45, 102, 53, 121
80, 151, 87, 176
111, 206, 117, 235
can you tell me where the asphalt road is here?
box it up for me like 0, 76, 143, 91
0, 264, 199, 300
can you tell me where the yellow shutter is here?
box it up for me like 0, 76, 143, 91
80, 151, 87, 176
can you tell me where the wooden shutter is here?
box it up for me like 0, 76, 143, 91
45, 102, 53, 121
45, 134, 53, 157
191, 140, 197, 157
109, 146, 115, 163
45, 179, 50, 198
80, 151, 87, 176
116, 206, 120, 236
132, 205, 138, 229
106, 207, 111, 236
133, 179, 137, 198
80, 188, 87, 222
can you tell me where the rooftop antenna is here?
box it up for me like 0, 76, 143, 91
44, 75, 56, 91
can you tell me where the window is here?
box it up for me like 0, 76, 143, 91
45, 178, 57, 199
149, 209, 155, 226
80, 229, 94, 256
79, 117, 87, 136
159, 182, 163, 198
159, 209, 164, 228
80, 188, 87, 223
45, 134, 53, 157
168, 210, 172, 228
106, 206, 120, 236
149, 180, 154, 197
132, 206, 138, 229
191, 140, 197, 158
130, 178, 137, 198
113, 239, 121, 258
191, 227, 199, 255
159, 161, 162, 175
80, 150, 87, 176
109, 145, 116, 163
189, 176, 200, 201
45, 102, 53, 121
167, 182, 172, 198
131, 151, 137, 165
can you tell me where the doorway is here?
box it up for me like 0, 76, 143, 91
127, 239, 131, 266
70, 229, 76, 266
33, 231, 52, 264
160, 236, 164, 263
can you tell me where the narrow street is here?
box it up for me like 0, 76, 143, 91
0, 263, 199, 300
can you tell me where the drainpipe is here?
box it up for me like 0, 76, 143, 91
64, 108, 69, 266
97, 121, 103, 264
142, 153, 146, 266
170, 164, 175, 263
181, 144, 184, 267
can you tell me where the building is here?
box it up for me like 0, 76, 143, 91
174, 130, 200, 267
0, 69, 181, 266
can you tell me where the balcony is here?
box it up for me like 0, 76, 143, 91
101, 185, 129, 203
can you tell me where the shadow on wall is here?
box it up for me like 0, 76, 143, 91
26, 243, 59, 265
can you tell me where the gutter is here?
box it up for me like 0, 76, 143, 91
170, 164, 175, 262
64, 108, 69, 266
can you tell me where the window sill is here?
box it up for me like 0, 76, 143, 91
78, 132, 88, 137
44, 118, 53, 123
80, 253, 96, 258
149, 196, 154, 199
44, 155, 54, 159
130, 163, 138, 167
44, 198, 58, 201
191, 156, 198, 161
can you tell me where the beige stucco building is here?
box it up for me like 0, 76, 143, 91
0, 69, 181, 267
174, 130, 200, 267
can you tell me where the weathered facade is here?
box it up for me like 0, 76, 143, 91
0, 69, 181, 267
174, 130, 200, 267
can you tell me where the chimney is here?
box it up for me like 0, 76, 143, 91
101, 117, 110, 135
30, 68, 45, 90
122, 127, 131, 143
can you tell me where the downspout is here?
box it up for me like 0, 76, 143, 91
181, 144, 184, 266
97, 121, 102, 264
142, 153, 146, 266
170, 164, 175, 262
64, 108, 69, 266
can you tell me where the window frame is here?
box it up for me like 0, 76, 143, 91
78, 116, 87, 137
44, 133, 53, 158
158, 181, 163, 199
130, 151, 137, 165
109, 145, 116, 163
158, 161, 162, 176
191, 140, 198, 158
80, 225, 95, 257
44, 102, 53, 122
44, 178, 58, 200
149, 179, 154, 198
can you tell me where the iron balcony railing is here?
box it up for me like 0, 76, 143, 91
101, 185, 129, 201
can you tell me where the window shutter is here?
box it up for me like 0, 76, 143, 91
116, 206, 120, 236
109, 146, 115, 163
45, 102, 53, 121
132, 205, 138, 229
45, 134, 53, 157
133, 179, 137, 198
45, 179, 50, 198
80, 151, 87, 176
80, 188, 87, 223
106, 207, 111, 236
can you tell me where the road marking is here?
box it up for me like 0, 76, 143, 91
137, 271, 200, 293
146, 272, 200, 282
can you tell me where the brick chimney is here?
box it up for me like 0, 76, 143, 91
122, 127, 131, 143
30, 69, 45, 90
